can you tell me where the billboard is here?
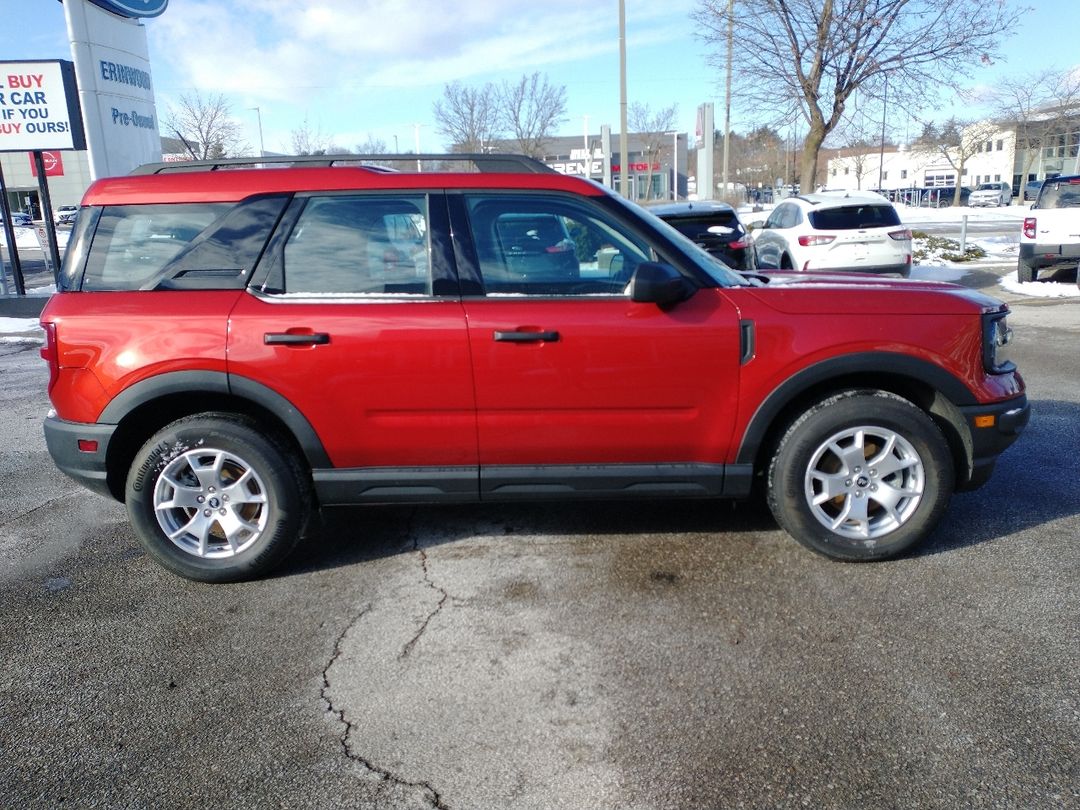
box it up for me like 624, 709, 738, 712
0, 61, 87, 152
64, 0, 162, 179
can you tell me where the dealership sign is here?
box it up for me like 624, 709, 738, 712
0, 61, 87, 152
87, 0, 168, 18
64, 0, 163, 178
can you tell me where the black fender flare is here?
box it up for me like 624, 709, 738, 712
98, 370, 331, 468
735, 352, 977, 465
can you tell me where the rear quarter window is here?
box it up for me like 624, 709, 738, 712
809, 204, 900, 230
82, 203, 230, 290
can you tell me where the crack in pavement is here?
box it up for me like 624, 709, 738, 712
321, 603, 451, 809
399, 545, 450, 660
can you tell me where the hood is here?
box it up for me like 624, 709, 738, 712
739, 270, 1006, 314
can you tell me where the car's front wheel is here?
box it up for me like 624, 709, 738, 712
767, 391, 954, 561
125, 413, 311, 582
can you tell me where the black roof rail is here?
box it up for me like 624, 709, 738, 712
129, 153, 557, 175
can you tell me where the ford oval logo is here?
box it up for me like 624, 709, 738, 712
87, 0, 169, 18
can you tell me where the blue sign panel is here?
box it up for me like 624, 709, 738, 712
87, 0, 169, 19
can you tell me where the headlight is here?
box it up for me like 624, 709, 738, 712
983, 310, 1015, 373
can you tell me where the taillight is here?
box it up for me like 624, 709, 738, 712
888, 228, 912, 241
729, 239, 749, 250
798, 234, 836, 247
40, 321, 59, 394
1023, 217, 1037, 240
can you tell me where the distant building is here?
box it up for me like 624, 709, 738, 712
825, 111, 1080, 198
511, 132, 688, 202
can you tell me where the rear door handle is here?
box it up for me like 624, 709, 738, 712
264, 332, 330, 346
493, 330, 560, 343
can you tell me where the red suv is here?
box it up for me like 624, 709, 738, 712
40, 155, 1029, 581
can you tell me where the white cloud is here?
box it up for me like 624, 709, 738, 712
148, 0, 695, 100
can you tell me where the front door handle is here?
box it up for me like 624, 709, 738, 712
264, 332, 330, 346
493, 330, 560, 343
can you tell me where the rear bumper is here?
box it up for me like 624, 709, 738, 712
43, 413, 118, 500
1019, 241, 1080, 271
956, 394, 1030, 491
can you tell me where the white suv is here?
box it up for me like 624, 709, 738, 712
969, 182, 1011, 207
751, 191, 912, 276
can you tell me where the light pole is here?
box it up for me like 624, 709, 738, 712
666, 131, 679, 200
878, 73, 888, 190
249, 107, 264, 157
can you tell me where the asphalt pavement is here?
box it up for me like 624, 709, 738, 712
0, 261, 1077, 809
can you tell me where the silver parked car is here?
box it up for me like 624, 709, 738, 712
969, 182, 1012, 207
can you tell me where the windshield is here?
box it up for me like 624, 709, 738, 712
976, 184, 999, 191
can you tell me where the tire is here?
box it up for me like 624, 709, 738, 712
780, 253, 794, 270
125, 413, 311, 582
1017, 257, 1037, 283
766, 391, 954, 561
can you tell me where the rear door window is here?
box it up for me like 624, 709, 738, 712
280, 195, 432, 295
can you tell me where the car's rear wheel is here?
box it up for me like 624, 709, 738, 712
125, 413, 311, 582
767, 391, 954, 561
1017, 258, 1037, 283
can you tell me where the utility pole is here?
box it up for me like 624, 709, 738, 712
249, 107, 264, 157
618, 0, 630, 198
721, 0, 733, 199
878, 73, 888, 190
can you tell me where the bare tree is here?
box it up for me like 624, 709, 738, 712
354, 135, 388, 154
629, 103, 678, 200
290, 117, 343, 155
694, 0, 1022, 192
433, 82, 502, 152
733, 126, 788, 194
992, 68, 1080, 186
498, 73, 568, 158
831, 106, 888, 189
912, 117, 1000, 205
164, 91, 246, 159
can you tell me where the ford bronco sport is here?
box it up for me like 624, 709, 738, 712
40, 154, 1029, 582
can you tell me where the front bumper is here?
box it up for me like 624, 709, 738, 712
956, 394, 1030, 491
43, 413, 118, 500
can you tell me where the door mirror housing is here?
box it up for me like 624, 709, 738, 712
628, 262, 696, 308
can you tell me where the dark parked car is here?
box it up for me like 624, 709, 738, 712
648, 200, 754, 270
1024, 180, 1043, 202
925, 187, 972, 207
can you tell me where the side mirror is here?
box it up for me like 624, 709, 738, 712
748, 220, 765, 231
628, 262, 696, 308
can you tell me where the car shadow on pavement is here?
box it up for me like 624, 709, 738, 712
284, 497, 781, 578
277, 396, 1073, 577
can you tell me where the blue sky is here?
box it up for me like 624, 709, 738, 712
2, 0, 1077, 156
